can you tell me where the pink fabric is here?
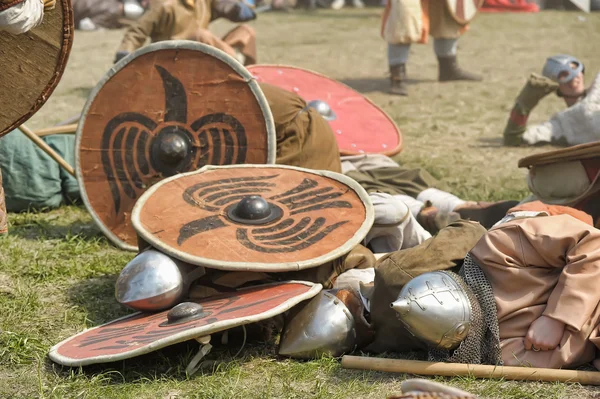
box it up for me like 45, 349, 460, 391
480, 0, 539, 12
248, 65, 403, 156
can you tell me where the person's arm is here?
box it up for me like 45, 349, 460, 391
0, 0, 45, 34
116, 3, 172, 57
503, 73, 558, 146
381, 0, 391, 38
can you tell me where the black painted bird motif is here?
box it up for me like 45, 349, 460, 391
177, 174, 354, 253
101, 65, 248, 215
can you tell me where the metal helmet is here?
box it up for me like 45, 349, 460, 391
542, 55, 585, 84
390, 271, 472, 350
123, 0, 145, 20
115, 249, 184, 311
307, 100, 337, 121
278, 290, 357, 359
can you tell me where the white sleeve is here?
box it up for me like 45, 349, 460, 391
0, 0, 44, 35
522, 120, 555, 145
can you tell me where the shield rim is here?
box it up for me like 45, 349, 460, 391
247, 64, 404, 157
0, 0, 74, 137
131, 164, 375, 272
518, 141, 600, 168
48, 281, 322, 366
75, 40, 277, 252
445, 0, 484, 25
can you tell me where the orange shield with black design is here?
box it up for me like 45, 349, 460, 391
131, 164, 374, 272
75, 41, 276, 251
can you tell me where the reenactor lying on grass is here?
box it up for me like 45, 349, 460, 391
382, 202, 600, 371
503, 54, 600, 147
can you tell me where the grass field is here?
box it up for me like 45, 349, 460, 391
2, 7, 600, 399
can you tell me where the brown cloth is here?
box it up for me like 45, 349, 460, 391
471, 215, 600, 369
0, 171, 7, 234
366, 220, 487, 353
118, 0, 256, 65
260, 82, 342, 173
345, 166, 436, 197
72, 0, 122, 29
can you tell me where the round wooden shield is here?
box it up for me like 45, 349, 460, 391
132, 164, 374, 272
445, 0, 484, 24
49, 281, 321, 366
0, 0, 74, 137
247, 65, 403, 157
76, 41, 276, 251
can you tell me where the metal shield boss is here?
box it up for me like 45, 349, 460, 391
248, 65, 403, 156
445, 0, 484, 25
0, 0, 74, 137
115, 249, 185, 311
131, 164, 375, 272
76, 41, 276, 251
278, 290, 356, 359
391, 271, 472, 350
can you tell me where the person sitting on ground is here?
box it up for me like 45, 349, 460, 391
503, 54, 600, 147
114, 0, 258, 65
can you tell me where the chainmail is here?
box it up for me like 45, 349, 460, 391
428, 255, 503, 366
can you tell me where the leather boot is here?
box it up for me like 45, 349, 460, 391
437, 55, 482, 82
390, 64, 408, 96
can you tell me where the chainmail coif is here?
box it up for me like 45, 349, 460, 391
428, 254, 503, 366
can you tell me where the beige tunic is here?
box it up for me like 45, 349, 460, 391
470, 215, 600, 369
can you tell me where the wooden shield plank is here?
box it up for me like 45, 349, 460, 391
49, 281, 321, 366
132, 164, 374, 272
76, 41, 276, 251
445, 0, 484, 25
247, 65, 403, 157
0, 0, 74, 137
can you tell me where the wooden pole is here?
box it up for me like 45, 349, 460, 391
17, 124, 76, 177
341, 356, 600, 386
34, 123, 78, 137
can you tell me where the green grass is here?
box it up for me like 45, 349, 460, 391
2, 8, 600, 399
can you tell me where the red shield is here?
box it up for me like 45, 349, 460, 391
0, 0, 74, 137
49, 281, 321, 366
76, 41, 276, 251
247, 65, 403, 156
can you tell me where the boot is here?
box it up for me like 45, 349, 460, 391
437, 55, 482, 82
390, 64, 408, 96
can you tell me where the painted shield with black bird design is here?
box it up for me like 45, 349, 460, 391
75, 41, 276, 251
131, 165, 374, 272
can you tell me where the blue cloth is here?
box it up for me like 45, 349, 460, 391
0, 130, 79, 212
235, 2, 256, 21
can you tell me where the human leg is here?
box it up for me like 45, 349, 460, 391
388, 43, 410, 95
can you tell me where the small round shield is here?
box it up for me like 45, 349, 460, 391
76, 41, 276, 251
445, 0, 484, 25
0, 0, 74, 137
247, 65, 403, 157
131, 165, 374, 272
